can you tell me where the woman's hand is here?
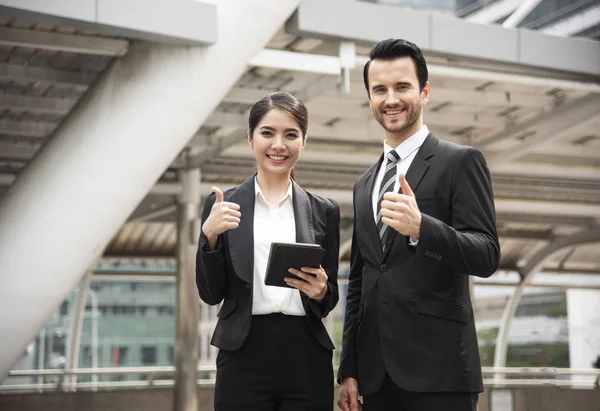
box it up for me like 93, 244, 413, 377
201, 186, 241, 249
285, 265, 328, 301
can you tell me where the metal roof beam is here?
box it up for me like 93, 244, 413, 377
0, 95, 76, 115
226, 82, 587, 111
496, 212, 596, 227
466, 0, 520, 24
150, 182, 600, 217
477, 93, 600, 150
206, 109, 511, 139
212, 144, 600, 182
541, 4, 600, 37
0, 63, 94, 89
0, 140, 41, 160
520, 228, 600, 279
0, 26, 128, 56
0, 173, 16, 186
0, 0, 217, 46
288, 0, 600, 77
0, 119, 55, 138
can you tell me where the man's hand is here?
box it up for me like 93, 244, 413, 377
285, 265, 328, 301
201, 186, 241, 249
338, 377, 362, 411
380, 174, 421, 238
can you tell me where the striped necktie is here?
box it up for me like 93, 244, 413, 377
376, 150, 400, 243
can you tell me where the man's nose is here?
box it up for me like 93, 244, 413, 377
385, 90, 400, 105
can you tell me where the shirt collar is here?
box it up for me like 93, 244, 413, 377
383, 125, 429, 161
254, 176, 293, 206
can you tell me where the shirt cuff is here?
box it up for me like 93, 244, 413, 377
409, 236, 419, 246
202, 235, 221, 252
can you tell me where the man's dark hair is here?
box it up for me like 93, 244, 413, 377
363, 38, 429, 96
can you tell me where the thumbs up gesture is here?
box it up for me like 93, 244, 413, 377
201, 186, 241, 249
380, 174, 422, 238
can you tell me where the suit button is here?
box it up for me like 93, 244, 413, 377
246, 284, 251, 289
380, 264, 388, 272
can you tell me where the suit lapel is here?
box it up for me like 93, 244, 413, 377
357, 157, 384, 261
227, 175, 255, 283
404, 133, 437, 194
291, 180, 314, 310
292, 180, 314, 244
382, 133, 438, 260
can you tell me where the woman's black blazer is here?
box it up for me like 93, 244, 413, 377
196, 175, 340, 351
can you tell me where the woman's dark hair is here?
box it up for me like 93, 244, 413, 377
248, 92, 308, 140
248, 92, 308, 179
363, 38, 429, 96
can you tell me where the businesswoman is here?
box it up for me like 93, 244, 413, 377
196, 92, 340, 411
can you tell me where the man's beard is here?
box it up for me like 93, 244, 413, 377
377, 105, 421, 135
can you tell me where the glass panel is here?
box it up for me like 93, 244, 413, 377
79, 278, 176, 382
1, 287, 77, 387
474, 286, 570, 368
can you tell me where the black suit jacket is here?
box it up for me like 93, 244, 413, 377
338, 134, 500, 394
196, 175, 340, 352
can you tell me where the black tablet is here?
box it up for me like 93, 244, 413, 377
264, 242, 326, 288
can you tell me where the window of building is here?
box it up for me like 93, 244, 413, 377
141, 346, 157, 365
60, 301, 69, 316
116, 346, 128, 366
168, 346, 174, 365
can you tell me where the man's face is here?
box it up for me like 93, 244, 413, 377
367, 57, 429, 140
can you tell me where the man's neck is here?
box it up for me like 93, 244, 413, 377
384, 121, 423, 148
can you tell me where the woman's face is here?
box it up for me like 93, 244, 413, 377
249, 108, 306, 177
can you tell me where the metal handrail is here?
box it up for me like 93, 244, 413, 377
2, 366, 598, 393
8, 365, 600, 378
481, 367, 600, 376
8, 365, 216, 378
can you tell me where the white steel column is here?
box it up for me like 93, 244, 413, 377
493, 279, 528, 380
64, 270, 93, 391
0, 0, 303, 380
174, 164, 201, 411
567, 290, 600, 383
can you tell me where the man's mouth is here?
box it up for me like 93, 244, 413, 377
384, 108, 405, 117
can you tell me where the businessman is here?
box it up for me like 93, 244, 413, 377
337, 38, 500, 411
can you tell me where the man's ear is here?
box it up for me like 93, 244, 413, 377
421, 81, 431, 104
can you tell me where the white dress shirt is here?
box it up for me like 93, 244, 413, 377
371, 125, 429, 244
252, 178, 305, 316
